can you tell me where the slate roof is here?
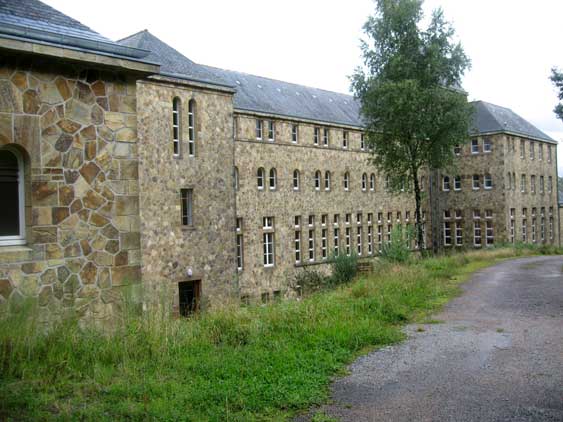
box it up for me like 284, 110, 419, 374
470, 101, 555, 142
118, 30, 231, 88
0, 0, 150, 59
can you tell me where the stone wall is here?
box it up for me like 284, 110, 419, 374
0, 54, 142, 325
136, 78, 237, 312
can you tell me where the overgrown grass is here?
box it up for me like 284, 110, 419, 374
0, 246, 558, 421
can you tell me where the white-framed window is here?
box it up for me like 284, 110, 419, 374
367, 225, 373, 255
321, 214, 328, 226
455, 209, 462, 219
377, 212, 383, 224
531, 217, 537, 243
444, 222, 452, 246
188, 99, 195, 156
324, 171, 331, 191
263, 216, 274, 229
181, 188, 193, 226
377, 225, 383, 251
292, 124, 298, 143
308, 229, 315, 262
454, 175, 461, 191
473, 221, 482, 246
308, 215, 315, 227
443, 176, 450, 191
521, 174, 526, 192
548, 145, 552, 163
522, 218, 527, 242
486, 221, 494, 245
314, 170, 321, 191
530, 141, 535, 160
263, 232, 274, 266
472, 175, 480, 190
483, 137, 492, 152
473, 209, 481, 219
539, 143, 543, 160
549, 215, 554, 240
345, 227, 351, 256
362, 173, 367, 191
343, 131, 348, 149
510, 218, 515, 244
236, 218, 243, 271
520, 139, 525, 159
321, 228, 328, 260
172, 97, 181, 157
356, 226, 362, 255
484, 174, 492, 189
360, 133, 365, 151
234, 167, 239, 191
471, 138, 479, 154
396, 211, 401, 223
269, 168, 277, 190
256, 119, 263, 140
314, 127, 320, 145
386, 224, 392, 244
0, 147, 26, 246
294, 230, 301, 264
357, 213, 362, 225
295, 215, 301, 228
370, 174, 375, 191
344, 172, 350, 191
267, 120, 275, 141
323, 128, 329, 147
548, 176, 553, 194
455, 221, 463, 246
540, 176, 544, 194
540, 209, 545, 241
334, 214, 340, 226
454, 144, 461, 155
293, 169, 300, 191
530, 175, 536, 194
333, 227, 340, 256
444, 209, 451, 220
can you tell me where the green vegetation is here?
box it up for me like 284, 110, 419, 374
0, 247, 558, 421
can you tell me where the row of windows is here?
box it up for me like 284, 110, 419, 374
460, 137, 554, 164
442, 209, 494, 247
254, 119, 367, 150
172, 97, 196, 158
442, 174, 494, 191
507, 173, 554, 194
509, 207, 555, 243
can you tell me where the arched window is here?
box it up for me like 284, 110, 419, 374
269, 168, 277, 190
234, 166, 239, 190
361, 173, 367, 191
0, 148, 25, 245
172, 97, 181, 156
257, 167, 265, 190
188, 99, 196, 156
314, 170, 321, 191
370, 174, 375, 191
324, 171, 331, 191
293, 170, 300, 190
344, 172, 350, 191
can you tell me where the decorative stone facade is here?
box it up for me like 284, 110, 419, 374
0, 53, 143, 325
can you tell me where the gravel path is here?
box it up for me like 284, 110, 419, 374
297, 255, 563, 422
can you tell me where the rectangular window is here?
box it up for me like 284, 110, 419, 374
345, 227, 351, 256
531, 175, 536, 193
346, 213, 351, 225
334, 214, 340, 226
172, 100, 180, 157
540, 176, 544, 194
377, 225, 383, 251
256, 119, 263, 140
321, 214, 328, 226
314, 127, 320, 145
510, 208, 515, 244
263, 216, 274, 229
520, 139, 525, 159
236, 232, 244, 270
471, 138, 479, 154
455, 209, 463, 219
188, 102, 195, 156
522, 219, 527, 242
548, 176, 553, 193
378, 212, 383, 224
484, 175, 492, 189
539, 144, 543, 160
334, 227, 340, 256
308, 215, 315, 226
486, 221, 494, 245
267, 120, 275, 141
472, 175, 480, 190
181, 189, 193, 226
454, 176, 461, 190
473, 221, 482, 246
531, 218, 537, 243
549, 217, 554, 240
455, 221, 463, 246
360, 133, 365, 150
357, 213, 362, 225
263, 232, 274, 266
308, 229, 315, 262
521, 174, 526, 192
356, 226, 362, 255
295, 215, 301, 228
292, 124, 298, 143
321, 228, 328, 260
323, 128, 329, 147
367, 225, 373, 255
530, 141, 535, 160
548, 145, 552, 163
295, 230, 301, 264
444, 222, 452, 246
387, 224, 392, 244
483, 137, 492, 152
343, 131, 348, 149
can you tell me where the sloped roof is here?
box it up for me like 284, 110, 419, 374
0, 0, 150, 60
470, 100, 554, 142
118, 30, 231, 87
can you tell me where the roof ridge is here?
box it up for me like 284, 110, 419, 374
202, 64, 355, 99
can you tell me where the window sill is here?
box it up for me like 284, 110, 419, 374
181, 226, 196, 231
0, 245, 33, 264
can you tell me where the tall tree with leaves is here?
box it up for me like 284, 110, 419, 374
550, 68, 563, 122
351, 0, 473, 250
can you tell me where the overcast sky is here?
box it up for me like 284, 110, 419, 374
45, 0, 563, 174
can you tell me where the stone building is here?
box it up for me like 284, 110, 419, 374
0, 0, 558, 322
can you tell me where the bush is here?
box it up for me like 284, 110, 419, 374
330, 252, 358, 285
380, 225, 413, 263
292, 267, 328, 295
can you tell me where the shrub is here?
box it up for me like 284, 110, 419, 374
292, 267, 328, 295
330, 252, 358, 285
380, 225, 413, 263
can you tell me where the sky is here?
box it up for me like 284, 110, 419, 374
45, 0, 563, 174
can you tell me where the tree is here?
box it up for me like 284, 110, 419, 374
351, 0, 473, 251
550, 68, 563, 122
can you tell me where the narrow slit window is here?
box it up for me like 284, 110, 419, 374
188, 99, 195, 156
172, 97, 181, 156
181, 188, 193, 226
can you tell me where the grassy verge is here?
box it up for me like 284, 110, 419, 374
0, 247, 557, 421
